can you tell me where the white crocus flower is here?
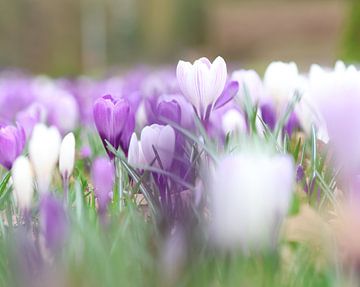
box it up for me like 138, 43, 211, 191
209, 148, 295, 251
264, 61, 301, 108
176, 56, 227, 118
12, 156, 34, 210
59, 132, 76, 180
29, 123, 61, 193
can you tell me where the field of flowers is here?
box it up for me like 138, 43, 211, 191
0, 57, 359, 286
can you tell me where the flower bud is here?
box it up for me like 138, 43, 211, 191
12, 156, 34, 210
59, 132, 75, 179
29, 123, 61, 193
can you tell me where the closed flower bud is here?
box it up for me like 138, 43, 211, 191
59, 132, 75, 179
12, 156, 34, 210
29, 124, 61, 193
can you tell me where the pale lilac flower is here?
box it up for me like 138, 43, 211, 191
91, 157, 115, 214
93, 94, 135, 159
311, 62, 360, 171
16, 103, 46, 139
47, 93, 79, 134
0, 123, 25, 169
231, 69, 265, 104
209, 148, 295, 251
140, 124, 176, 170
176, 56, 227, 119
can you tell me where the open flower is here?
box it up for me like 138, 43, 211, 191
0, 123, 26, 170
29, 123, 61, 193
209, 147, 295, 251
176, 56, 227, 119
93, 94, 135, 159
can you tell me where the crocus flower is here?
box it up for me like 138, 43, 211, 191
40, 194, 68, 251
221, 109, 247, 135
263, 61, 301, 108
209, 147, 295, 251
139, 124, 175, 170
93, 94, 135, 159
231, 69, 265, 105
29, 124, 61, 193
91, 157, 115, 214
145, 94, 194, 129
128, 133, 145, 168
0, 124, 25, 169
311, 62, 360, 174
16, 103, 45, 139
12, 156, 34, 211
47, 93, 79, 134
176, 56, 227, 119
59, 132, 76, 180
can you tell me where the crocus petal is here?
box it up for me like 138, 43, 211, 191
214, 81, 239, 110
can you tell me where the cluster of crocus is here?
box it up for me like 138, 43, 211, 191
2, 56, 360, 286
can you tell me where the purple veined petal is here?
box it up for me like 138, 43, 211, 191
209, 56, 227, 104
93, 96, 114, 142
176, 61, 192, 100
214, 81, 239, 110
193, 60, 210, 115
196, 57, 212, 68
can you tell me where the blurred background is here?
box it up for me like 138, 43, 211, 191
0, 0, 358, 76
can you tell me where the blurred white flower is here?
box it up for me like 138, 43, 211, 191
59, 132, 76, 180
209, 148, 295, 251
264, 61, 302, 108
221, 109, 246, 135
12, 156, 34, 210
29, 123, 61, 193
231, 69, 265, 105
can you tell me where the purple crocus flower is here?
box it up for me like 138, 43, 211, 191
260, 101, 277, 131
93, 94, 135, 159
145, 94, 194, 129
40, 194, 68, 251
0, 124, 25, 169
16, 103, 45, 139
91, 157, 115, 214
